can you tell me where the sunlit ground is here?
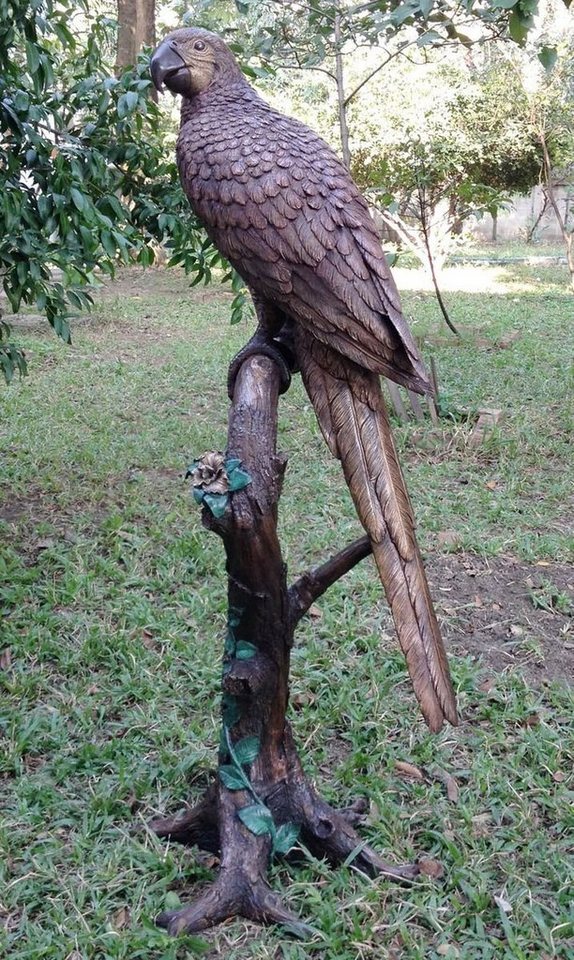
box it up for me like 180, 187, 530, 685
394, 263, 561, 295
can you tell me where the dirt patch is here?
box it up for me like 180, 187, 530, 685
428, 553, 574, 685
0, 486, 50, 527
2, 268, 229, 349
0, 467, 182, 536
0, 502, 29, 524
80, 322, 177, 364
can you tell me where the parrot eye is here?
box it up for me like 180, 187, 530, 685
193, 40, 206, 51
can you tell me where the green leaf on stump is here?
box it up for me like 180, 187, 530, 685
224, 628, 236, 655
235, 640, 257, 660
228, 607, 242, 628
203, 492, 228, 518
219, 765, 248, 790
222, 694, 240, 728
227, 467, 251, 492
238, 803, 274, 837
225, 456, 251, 492
234, 736, 260, 766
273, 822, 300, 855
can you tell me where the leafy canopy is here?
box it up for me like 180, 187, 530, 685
0, 0, 235, 383
229, 0, 570, 71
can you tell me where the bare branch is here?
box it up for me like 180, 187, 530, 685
268, 59, 337, 81
267, 0, 338, 26
288, 535, 372, 627
334, 12, 351, 167
415, 179, 460, 335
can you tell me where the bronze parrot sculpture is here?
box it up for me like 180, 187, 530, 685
151, 27, 457, 733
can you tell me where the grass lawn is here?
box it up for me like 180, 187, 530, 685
1, 257, 573, 959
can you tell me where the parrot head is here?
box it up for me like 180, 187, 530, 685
150, 27, 239, 98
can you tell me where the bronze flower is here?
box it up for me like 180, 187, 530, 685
189, 451, 229, 495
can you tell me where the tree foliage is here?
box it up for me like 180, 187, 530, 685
348, 54, 543, 270
229, 0, 571, 94
0, 0, 230, 382
235, 0, 523, 66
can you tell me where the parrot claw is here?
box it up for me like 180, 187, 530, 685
227, 332, 295, 399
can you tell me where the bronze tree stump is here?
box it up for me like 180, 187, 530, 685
149, 354, 418, 937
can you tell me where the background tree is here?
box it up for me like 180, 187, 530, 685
224, 0, 570, 328
233, 0, 512, 168
0, 0, 229, 383
116, 0, 156, 72
526, 37, 574, 286
350, 54, 542, 272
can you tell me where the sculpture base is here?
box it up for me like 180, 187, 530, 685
149, 726, 418, 937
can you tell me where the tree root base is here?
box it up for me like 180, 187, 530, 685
156, 871, 315, 938
148, 742, 418, 937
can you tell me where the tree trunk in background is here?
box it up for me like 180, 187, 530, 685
116, 0, 156, 71
334, 14, 351, 169
538, 130, 574, 292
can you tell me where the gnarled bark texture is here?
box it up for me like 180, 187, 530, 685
149, 354, 418, 937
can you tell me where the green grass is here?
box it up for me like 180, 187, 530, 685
448, 240, 567, 262
392, 239, 567, 270
455, 240, 566, 261
1, 260, 573, 959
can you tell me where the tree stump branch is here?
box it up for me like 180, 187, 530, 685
288, 534, 372, 627
148, 352, 418, 937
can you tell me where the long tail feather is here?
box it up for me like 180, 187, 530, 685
298, 334, 457, 732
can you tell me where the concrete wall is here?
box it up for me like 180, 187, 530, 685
473, 185, 573, 242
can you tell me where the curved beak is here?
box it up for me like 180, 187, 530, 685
150, 40, 187, 94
